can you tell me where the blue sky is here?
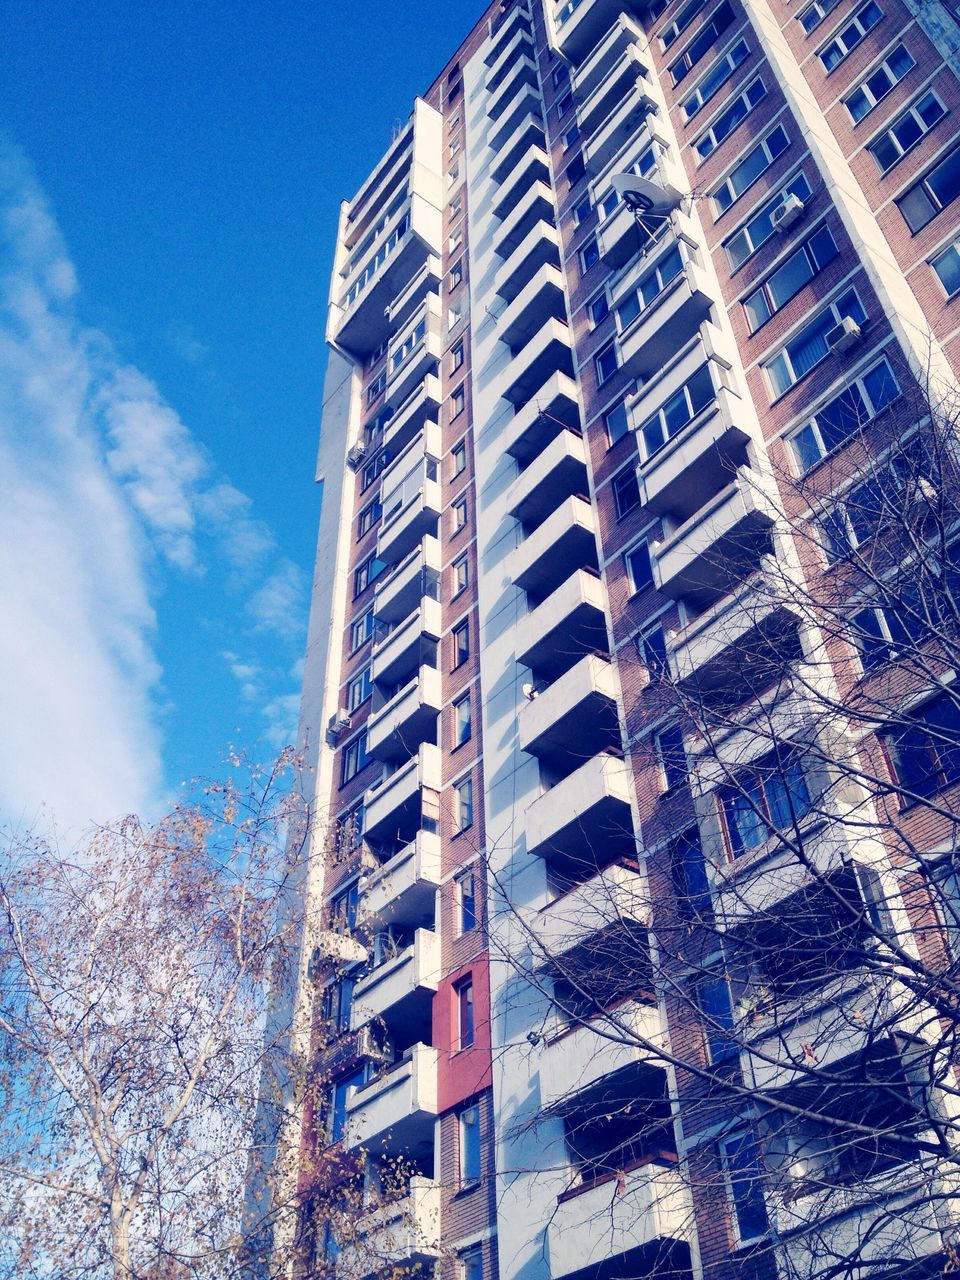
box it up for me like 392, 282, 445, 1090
0, 1, 470, 833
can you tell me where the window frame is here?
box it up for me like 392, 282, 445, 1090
456, 977, 475, 1049
680, 36, 750, 121
459, 1103, 482, 1186
712, 123, 790, 217
742, 223, 840, 333
612, 464, 642, 518
817, 0, 884, 73
843, 43, 915, 124
456, 865, 478, 933
452, 552, 470, 598
346, 665, 372, 713
453, 691, 472, 747
762, 287, 868, 399
718, 750, 812, 860
454, 774, 474, 833
787, 356, 900, 471
350, 608, 374, 653
340, 730, 371, 787
452, 618, 471, 669
867, 89, 947, 173
625, 540, 654, 595
694, 75, 767, 160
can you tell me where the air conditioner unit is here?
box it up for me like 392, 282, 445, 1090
357, 1024, 391, 1063
772, 193, 806, 232
825, 316, 862, 354
326, 709, 352, 744
346, 442, 367, 471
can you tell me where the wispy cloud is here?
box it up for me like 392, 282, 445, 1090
0, 143, 307, 834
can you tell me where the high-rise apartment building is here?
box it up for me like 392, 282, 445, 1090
283, 1, 960, 1278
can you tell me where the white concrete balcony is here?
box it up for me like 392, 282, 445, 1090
338, 1177, 441, 1279
385, 256, 441, 334
653, 476, 778, 602
498, 317, 574, 409
311, 928, 368, 970
361, 831, 441, 931
540, 999, 663, 1109
494, 180, 556, 260
345, 1043, 438, 1154
553, 0, 633, 62
493, 146, 551, 224
499, 370, 581, 465
384, 311, 443, 413
485, 6, 534, 75
510, 497, 598, 596
506, 428, 588, 527
380, 423, 441, 491
667, 574, 802, 696
364, 744, 441, 843
637, 387, 750, 520
374, 536, 441, 628
372, 599, 442, 688
576, 45, 652, 138
382, 374, 441, 459
516, 569, 608, 679
367, 666, 441, 764
547, 1158, 693, 1278
378, 461, 442, 567
496, 263, 566, 352
526, 753, 632, 863
582, 82, 657, 175
489, 83, 543, 155
351, 928, 440, 1029
533, 862, 645, 958
519, 653, 620, 769
596, 200, 643, 271
487, 51, 538, 121
617, 257, 713, 380
494, 221, 561, 305
491, 112, 547, 185
572, 12, 646, 101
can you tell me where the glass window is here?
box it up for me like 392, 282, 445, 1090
626, 542, 654, 594
366, 370, 387, 405
334, 803, 365, 856
656, 724, 687, 791
897, 143, 960, 232
330, 882, 360, 935
788, 357, 899, 470
455, 776, 474, 832
719, 751, 811, 857
452, 553, 470, 597
451, 339, 465, 371
589, 292, 610, 326
346, 666, 372, 712
869, 90, 946, 172
721, 1131, 770, 1243
357, 497, 382, 538
453, 619, 470, 667
573, 194, 592, 224
763, 288, 867, 397
844, 44, 915, 123
885, 690, 960, 799
460, 1246, 483, 1280
695, 76, 766, 159
638, 364, 715, 459
595, 344, 619, 384
743, 225, 839, 331
452, 439, 467, 476
361, 448, 389, 493
613, 466, 641, 517
457, 978, 475, 1048
798, 0, 841, 33
459, 1104, 481, 1184
660, 0, 708, 48
698, 974, 737, 1062
566, 154, 586, 188
579, 236, 600, 273
320, 975, 356, 1035
724, 173, 813, 270
638, 624, 668, 682
454, 692, 472, 746
557, 90, 573, 117
457, 867, 478, 932
327, 1068, 366, 1144
453, 494, 468, 531
713, 124, 789, 214
933, 242, 960, 296
818, 1, 883, 71
562, 122, 581, 150
616, 246, 684, 330
669, 1, 735, 85
450, 259, 463, 288
354, 553, 386, 597
681, 38, 750, 120
350, 608, 374, 652
341, 731, 371, 785
605, 401, 630, 446
452, 386, 466, 418
670, 828, 713, 921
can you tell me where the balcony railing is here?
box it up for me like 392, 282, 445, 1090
519, 653, 620, 769
516, 569, 608, 680
526, 752, 633, 864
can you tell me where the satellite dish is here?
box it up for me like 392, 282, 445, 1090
611, 173, 683, 217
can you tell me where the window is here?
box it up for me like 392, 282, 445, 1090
626, 541, 654, 594
341, 731, 371, 786
869, 90, 946, 172
350, 608, 374, 652
850, 599, 925, 671
719, 751, 811, 858
694, 76, 766, 159
669, 1, 735, 85
562, 122, 581, 150
459, 1104, 481, 1185
557, 90, 574, 117
932, 241, 960, 296
616, 246, 685, 330
721, 1131, 769, 1243
334, 802, 365, 856
320, 975, 355, 1035
798, 0, 841, 32
361, 449, 388, 493
573, 193, 592, 224
553, 63, 569, 86
450, 227, 464, 253
451, 259, 464, 288
456, 867, 477, 932
452, 493, 469, 532
454, 693, 472, 747
346, 666, 372, 712
605, 401, 630, 446
567, 154, 586, 187
681, 38, 750, 120
743, 225, 840, 331
452, 553, 470, 597
354, 553, 386, 597
763, 288, 867, 397
713, 125, 789, 215
326, 1069, 365, 1144
821, 443, 929, 562
638, 624, 668, 682
454, 775, 474, 832
392, 318, 426, 371
357, 497, 382, 538
451, 386, 466, 419
697, 973, 737, 1062
595, 344, 618, 385
452, 440, 467, 477
452, 619, 470, 667
788, 358, 899, 470
660, 0, 708, 48
330, 882, 360, 935
724, 173, 813, 270
637, 364, 714, 460
670, 827, 713, 921
450, 191, 463, 217
588, 292, 610, 326
897, 143, 960, 231
885, 690, 960, 799
579, 236, 600, 273
844, 44, 915, 123
460, 1246, 483, 1280
818, 1, 883, 72
449, 302, 464, 332
656, 724, 687, 791
457, 978, 475, 1048
451, 339, 465, 372
612, 466, 641, 517
367, 339, 388, 369
366, 370, 386, 404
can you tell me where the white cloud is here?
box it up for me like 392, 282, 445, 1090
0, 143, 308, 835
